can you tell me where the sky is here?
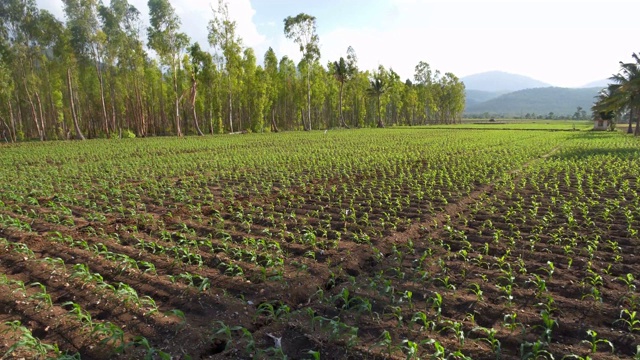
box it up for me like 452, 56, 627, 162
36, 0, 640, 88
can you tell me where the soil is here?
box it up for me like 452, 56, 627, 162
0, 144, 638, 359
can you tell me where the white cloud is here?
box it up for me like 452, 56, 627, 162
205, 0, 266, 49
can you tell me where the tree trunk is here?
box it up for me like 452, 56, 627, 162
172, 63, 182, 137
635, 107, 640, 136
94, 58, 110, 137
271, 108, 279, 132
190, 77, 204, 136
23, 79, 43, 141
45, 68, 58, 137
339, 82, 349, 128
228, 73, 234, 133
175, 95, 182, 136
377, 95, 384, 128
110, 77, 117, 136
306, 67, 311, 131
0, 114, 11, 142
209, 96, 214, 135
159, 75, 166, 134
8, 99, 16, 142
411, 107, 415, 126
67, 68, 86, 140
135, 78, 146, 137
237, 97, 242, 132
35, 92, 46, 140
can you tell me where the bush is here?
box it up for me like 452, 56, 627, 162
122, 129, 136, 139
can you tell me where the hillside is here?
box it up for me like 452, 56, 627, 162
581, 79, 609, 88
461, 71, 551, 92
465, 87, 601, 116
465, 89, 505, 107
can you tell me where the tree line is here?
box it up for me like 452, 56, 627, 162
592, 52, 640, 135
0, 0, 466, 142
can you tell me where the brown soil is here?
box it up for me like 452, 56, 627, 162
0, 145, 638, 359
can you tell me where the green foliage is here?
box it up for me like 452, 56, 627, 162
122, 129, 136, 138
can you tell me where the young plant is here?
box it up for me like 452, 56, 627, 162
468, 283, 484, 302
535, 310, 557, 343
580, 329, 614, 354
473, 326, 501, 358
2, 320, 61, 358
615, 309, 640, 333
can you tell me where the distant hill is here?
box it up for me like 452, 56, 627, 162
465, 87, 601, 116
581, 79, 609, 88
462, 71, 551, 92
465, 89, 505, 106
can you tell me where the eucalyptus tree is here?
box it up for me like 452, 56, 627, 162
208, 0, 243, 133
400, 79, 418, 125
34, 11, 68, 139
208, 53, 225, 134
310, 60, 333, 129
240, 48, 267, 133
188, 43, 219, 134
63, 0, 111, 136
119, 8, 149, 137
1, 1, 473, 140
414, 61, 436, 123
143, 58, 165, 135
437, 73, 465, 123
278, 55, 300, 130
0, 18, 11, 140
343, 70, 369, 128
385, 68, 404, 126
186, 42, 208, 136
263, 47, 279, 132
98, 0, 146, 136
0, 60, 15, 142
331, 46, 357, 128
147, 0, 189, 137
0, 0, 26, 140
1, 0, 51, 140
52, 22, 86, 140
284, 13, 320, 131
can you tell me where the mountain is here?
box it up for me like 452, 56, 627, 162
581, 79, 609, 88
465, 87, 601, 116
465, 89, 505, 106
462, 71, 551, 92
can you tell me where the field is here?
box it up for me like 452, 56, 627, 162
457, 119, 593, 131
0, 127, 639, 359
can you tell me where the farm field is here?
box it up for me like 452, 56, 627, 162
0, 128, 639, 359
449, 119, 593, 131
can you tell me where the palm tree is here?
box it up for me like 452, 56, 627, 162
332, 57, 351, 128
367, 72, 386, 128
608, 53, 640, 135
591, 87, 617, 129
605, 83, 632, 133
